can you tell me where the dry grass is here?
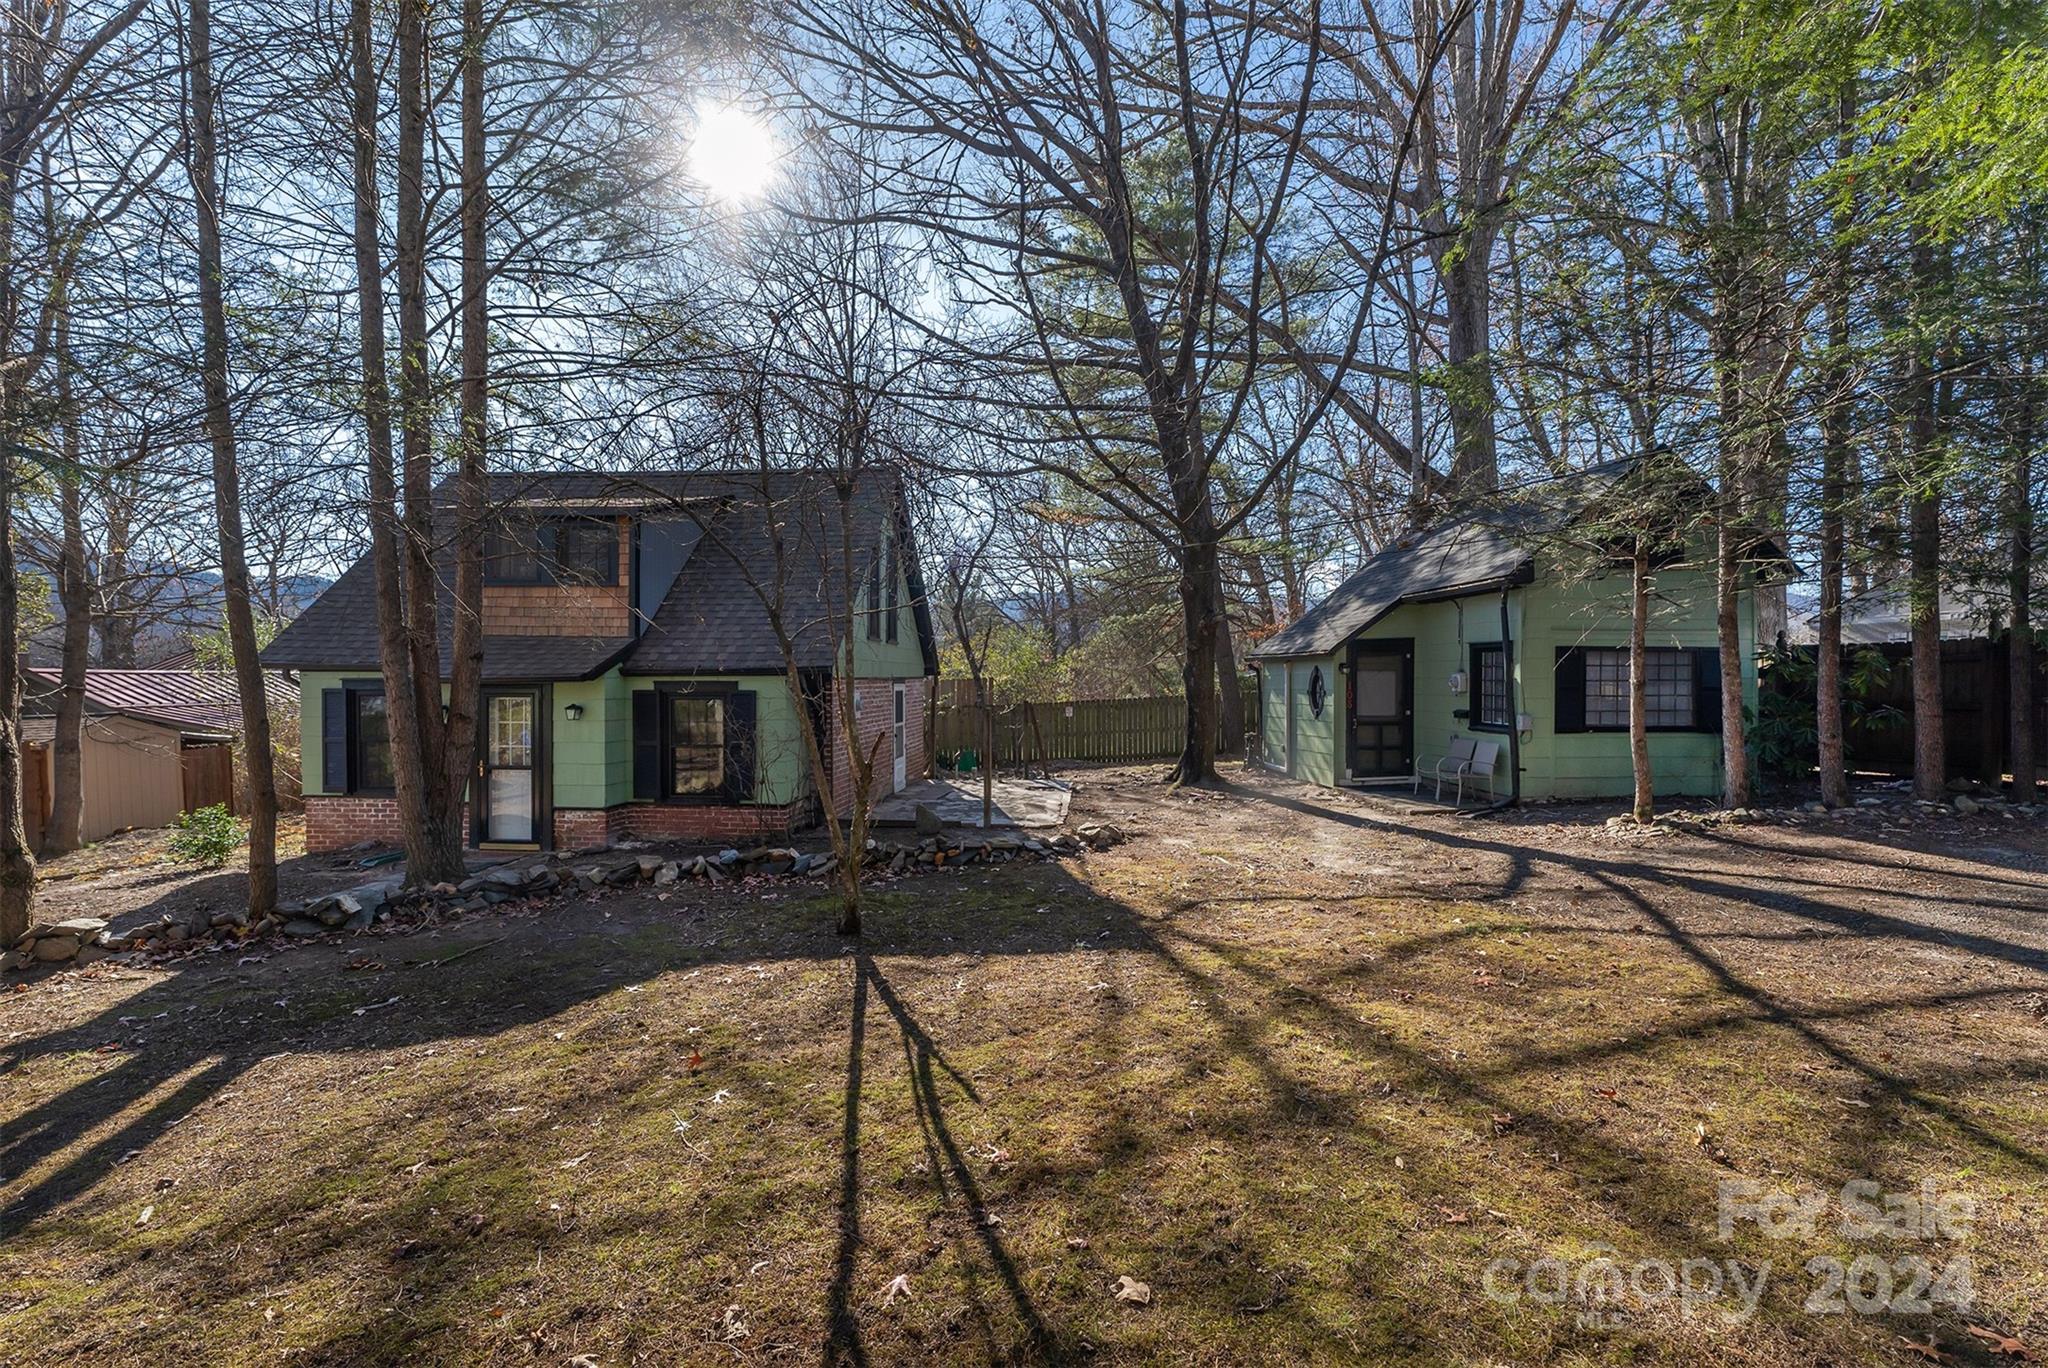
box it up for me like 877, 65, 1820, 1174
2, 768, 2044, 1365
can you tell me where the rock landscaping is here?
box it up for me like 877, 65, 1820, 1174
3, 821, 1133, 971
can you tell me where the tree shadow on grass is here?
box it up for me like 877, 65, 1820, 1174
825, 951, 1064, 1366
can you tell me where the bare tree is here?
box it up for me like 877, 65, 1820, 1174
0, 0, 150, 941
778, 0, 1450, 783
184, 0, 278, 914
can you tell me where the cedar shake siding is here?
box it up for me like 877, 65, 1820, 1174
481, 519, 633, 637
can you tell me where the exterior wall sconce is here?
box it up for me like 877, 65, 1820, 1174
564, 703, 585, 721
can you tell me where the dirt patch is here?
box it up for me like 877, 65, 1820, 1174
3, 767, 2043, 1365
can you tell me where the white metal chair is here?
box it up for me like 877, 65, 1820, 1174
1417, 736, 1476, 800
1461, 740, 1501, 805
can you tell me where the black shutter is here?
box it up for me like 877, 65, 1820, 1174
1693, 646, 1723, 733
632, 689, 660, 799
322, 688, 346, 792
722, 690, 758, 801
1554, 647, 1587, 733
886, 539, 900, 643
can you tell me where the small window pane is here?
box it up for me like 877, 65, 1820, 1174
1585, 648, 1693, 728
552, 520, 615, 585
1476, 647, 1509, 727
489, 695, 533, 767
353, 691, 394, 791
486, 520, 544, 583
670, 696, 725, 795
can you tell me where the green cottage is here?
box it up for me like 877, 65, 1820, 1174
262, 470, 936, 853
1247, 459, 1788, 803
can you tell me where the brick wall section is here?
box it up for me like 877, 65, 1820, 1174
616, 801, 808, 844
480, 518, 631, 636
829, 675, 929, 818
306, 796, 469, 852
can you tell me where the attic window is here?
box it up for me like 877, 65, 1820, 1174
485, 517, 618, 587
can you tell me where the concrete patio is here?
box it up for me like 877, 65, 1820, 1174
872, 775, 1073, 829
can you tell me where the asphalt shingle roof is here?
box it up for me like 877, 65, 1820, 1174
1249, 460, 1639, 660
260, 468, 939, 679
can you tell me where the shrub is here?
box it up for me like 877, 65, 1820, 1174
169, 804, 246, 868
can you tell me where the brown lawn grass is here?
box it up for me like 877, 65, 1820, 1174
2, 767, 2044, 1365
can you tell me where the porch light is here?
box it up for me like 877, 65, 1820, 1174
564, 702, 585, 721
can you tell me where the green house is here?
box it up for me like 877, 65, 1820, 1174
262, 470, 936, 853
1247, 459, 1786, 803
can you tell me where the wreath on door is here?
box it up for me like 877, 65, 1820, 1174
1306, 665, 1326, 718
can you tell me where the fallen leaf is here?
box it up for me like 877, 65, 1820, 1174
1898, 1334, 1953, 1363
135, 1205, 154, 1227
881, 1273, 912, 1308
560, 1151, 592, 1169
685, 1049, 705, 1071
1112, 1275, 1152, 1306
1490, 1112, 1516, 1133
1066, 1235, 1090, 1250
1967, 1326, 2040, 1361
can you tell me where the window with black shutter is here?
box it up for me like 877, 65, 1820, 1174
636, 683, 759, 802
885, 535, 900, 643
329, 680, 394, 794
1553, 646, 1721, 733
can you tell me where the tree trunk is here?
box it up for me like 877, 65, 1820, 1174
1907, 223, 1946, 803
392, 0, 467, 883
437, 0, 490, 871
0, 144, 36, 941
1713, 333, 1754, 808
2009, 361, 2036, 800
188, 0, 279, 916
1444, 242, 1499, 491
1815, 87, 1854, 810
350, 0, 431, 884
45, 298, 90, 855
1629, 538, 1653, 821
1214, 573, 1245, 756
1174, 535, 1222, 784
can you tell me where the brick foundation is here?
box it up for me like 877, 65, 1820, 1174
305, 795, 470, 853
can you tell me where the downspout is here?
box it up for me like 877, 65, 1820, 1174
1462, 585, 1522, 817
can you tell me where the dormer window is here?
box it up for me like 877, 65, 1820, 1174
486, 515, 619, 586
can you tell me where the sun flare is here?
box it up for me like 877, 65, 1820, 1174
689, 103, 778, 204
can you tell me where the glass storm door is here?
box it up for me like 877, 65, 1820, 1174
482, 691, 539, 843
1349, 642, 1413, 778
892, 682, 908, 792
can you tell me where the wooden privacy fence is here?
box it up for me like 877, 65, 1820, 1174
1770, 638, 2047, 784
932, 679, 1260, 768
181, 743, 238, 815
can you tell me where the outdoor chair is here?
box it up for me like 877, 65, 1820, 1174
1421, 737, 1502, 806
1416, 736, 1476, 801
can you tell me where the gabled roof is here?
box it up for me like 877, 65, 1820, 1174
1250, 457, 1791, 661
1250, 461, 1640, 660
260, 467, 940, 678
21, 667, 299, 737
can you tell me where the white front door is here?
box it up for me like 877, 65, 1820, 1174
892, 682, 908, 792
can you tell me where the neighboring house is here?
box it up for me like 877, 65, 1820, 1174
19, 668, 300, 846
1248, 458, 1788, 802
1789, 584, 1996, 646
261, 470, 938, 854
